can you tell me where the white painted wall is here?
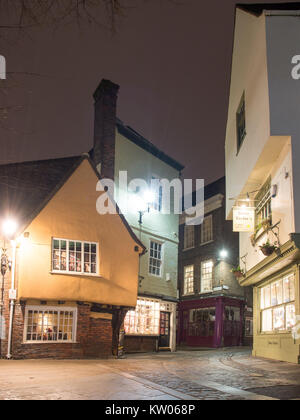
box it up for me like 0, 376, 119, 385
225, 8, 270, 219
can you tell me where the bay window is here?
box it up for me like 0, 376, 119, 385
52, 238, 98, 275
260, 273, 296, 333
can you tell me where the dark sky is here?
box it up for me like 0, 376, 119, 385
0, 0, 292, 184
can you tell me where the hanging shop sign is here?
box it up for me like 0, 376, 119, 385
233, 206, 255, 232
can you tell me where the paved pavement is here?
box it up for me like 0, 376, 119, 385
0, 347, 300, 400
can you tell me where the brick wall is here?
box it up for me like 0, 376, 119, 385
1, 299, 114, 360
124, 336, 157, 353
92, 79, 119, 180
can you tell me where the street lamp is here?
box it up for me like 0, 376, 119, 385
219, 249, 228, 259
2, 219, 17, 240
132, 189, 155, 226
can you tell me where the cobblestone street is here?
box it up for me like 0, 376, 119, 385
1, 347, 300, 400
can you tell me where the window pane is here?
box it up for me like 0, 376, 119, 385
262, 309, 272, 332
273, 306, 285, 331
271, 280, 283, 307
286, 304, 296, 330
264, 285, 271, 308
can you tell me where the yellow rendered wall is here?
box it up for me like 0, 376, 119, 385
17, 159, 141, 307
252, 266, 300, 364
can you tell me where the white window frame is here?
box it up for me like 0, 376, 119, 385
51, 238, 99, 276
183, 265, 194, 296
148, 239, 164, 278
200, 259, 213, 294
183, 225, 195, 250
201, 215, 213, 245
23, 306, 78, 344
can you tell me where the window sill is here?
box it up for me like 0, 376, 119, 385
50, 271, 101, 278
23, 341, 77, 345
200, 240, 214, 246
183, 246, 195, 252
199, 290, 213, 295
258, 331, 292, 336
124, 333, 159, 337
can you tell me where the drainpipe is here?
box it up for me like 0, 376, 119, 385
6, 241, 16, 359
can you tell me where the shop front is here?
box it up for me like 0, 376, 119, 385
178, 297, 244, 348
239, 234, 300, 363
124, 297, 177, 353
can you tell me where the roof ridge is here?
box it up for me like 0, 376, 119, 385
0, 154, 83, 168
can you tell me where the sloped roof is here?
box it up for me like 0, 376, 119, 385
116, 118, 184, 172
0, 156, 82, 231
0, 155, 146, 253
237, 2, 300, 16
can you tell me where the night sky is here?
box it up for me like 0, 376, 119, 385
0, 0, 293, 184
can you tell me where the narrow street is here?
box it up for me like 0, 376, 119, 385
1, 348, 300, 400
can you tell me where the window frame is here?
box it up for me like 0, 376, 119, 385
23, 305, 78, 344
200, 215, 213, 245
183, 225, 195, 250
148, 239, 164, 278
200, 259, 214, 294
255, 177, 272, 227
236, 91, 246, 154
51, 238, 99, 276
183, 265, 194, 296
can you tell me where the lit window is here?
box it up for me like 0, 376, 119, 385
52, 239, 98, 275
255, 178, 272, 226
124, 298, 160, 335
260, 274, 296, 332
24, 306, 77, 343
149, 240, 163, 276
184, 225, 195, 249
200, 260, 213, 293
183, 265, 194, 295
201, 215, 213, 244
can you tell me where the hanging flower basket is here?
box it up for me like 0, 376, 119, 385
259, 241, 277, 256
231, 266, 245, 278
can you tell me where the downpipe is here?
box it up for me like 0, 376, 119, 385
6, 241, 16, 360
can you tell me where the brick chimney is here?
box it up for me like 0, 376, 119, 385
92, 79, 120, 180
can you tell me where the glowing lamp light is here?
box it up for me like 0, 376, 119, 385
2, 219, 18, 238
219, 249, 228, 259
143, 189, 155, 205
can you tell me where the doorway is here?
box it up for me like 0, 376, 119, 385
159, 311, 170, 348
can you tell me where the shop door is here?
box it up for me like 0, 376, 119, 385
159, 311, 170, 348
